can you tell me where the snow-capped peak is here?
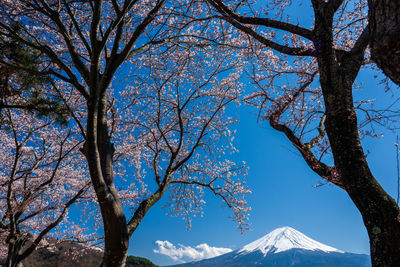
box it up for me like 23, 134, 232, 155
239, 227, 343, 255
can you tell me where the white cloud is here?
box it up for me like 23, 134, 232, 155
153, 240, 232, 262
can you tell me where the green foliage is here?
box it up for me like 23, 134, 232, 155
27, 90, 69, 125
126, 255, 158, 267
0, 22, 69, 124
0, 22, 46, 91
92, 260, 100, 267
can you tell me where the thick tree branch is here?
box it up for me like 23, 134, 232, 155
32, 1, 91, 84
207, 0, 314, 40
207, 0, 316, 56
269, 119, 343, 188
102, 0, 168, 93
127, 182, 167, 236
62, 0, 92, 57
0, 23, 89, 98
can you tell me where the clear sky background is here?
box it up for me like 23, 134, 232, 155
126, 64, 399, 266
116, 1, 400, 266
125, 2, 400, 265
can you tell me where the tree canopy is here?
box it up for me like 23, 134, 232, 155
0, 1, 399, 267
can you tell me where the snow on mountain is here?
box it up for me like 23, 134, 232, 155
239, 226, 343, 255
167, 227, 371, 267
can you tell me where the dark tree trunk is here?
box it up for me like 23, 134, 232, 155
312, 2, 400, 265
5, 235, 28, 267
323, 83, 400, 267
86, 96, 129, 267
6, 243, 20, 267
97, 139, 129, 267
368, 0, 400, 86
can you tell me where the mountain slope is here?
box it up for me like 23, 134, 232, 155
239, 227, 342, 254
166, 227, 371, 267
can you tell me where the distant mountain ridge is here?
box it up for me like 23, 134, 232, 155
167, 227, 371, 267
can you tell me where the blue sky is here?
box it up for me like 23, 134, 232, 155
4, 1, 397, 266
123, 2, 400, 266
127, 65, 399, 266
57, 1, 397, 266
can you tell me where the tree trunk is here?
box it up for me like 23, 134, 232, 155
99, 186, 129, 267
86, 97, 129, 267
6, 243, 20, 267
318, 56, 400, 267
5, 235, 27, 267
98, 140, 129, 267
323, 91, 400, 266
368, 0, 400, 86
312, 3, 400, 264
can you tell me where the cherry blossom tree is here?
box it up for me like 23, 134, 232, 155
0, 1, 250, 266
203, 0, 400, 266
114, 42, 250, 233
0, 106, 92, 267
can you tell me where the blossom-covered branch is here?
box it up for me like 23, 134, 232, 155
0, 108, 93, 266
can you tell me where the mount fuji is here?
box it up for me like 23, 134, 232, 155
166, 227, 371, 267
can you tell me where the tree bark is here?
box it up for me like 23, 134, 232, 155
322, 79, 400, 267
86, 96, 129, 267
368, 0, 400, 86
313, 4, 400, 264
314, 1, 400, 267
5, 234, 28, 267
